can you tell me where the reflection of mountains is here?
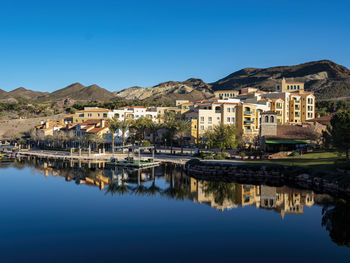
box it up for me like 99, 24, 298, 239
8, 158, 350, 248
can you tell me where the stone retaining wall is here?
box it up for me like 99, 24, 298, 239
186, 161, 350, 200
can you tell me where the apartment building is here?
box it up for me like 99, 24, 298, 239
71, 107, 113, 124
75, 119, 109, 137
184, 98, 269, 142
214, 90, 239, 99
276, 77, 304, 92
113, 106, 158, 121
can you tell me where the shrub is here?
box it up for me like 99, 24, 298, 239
141, 140, 151, 147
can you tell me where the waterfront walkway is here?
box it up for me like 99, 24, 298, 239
18, 149, 193, 166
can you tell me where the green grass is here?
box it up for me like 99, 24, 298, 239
245, 151, 345, 172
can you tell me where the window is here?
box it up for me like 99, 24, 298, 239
208, 125, 212, 130
200, 116, 204, 122
103, 113, 107, 118
200, 125, 204, 131
265, 116, 269, 122
208, 117, 212, 122
270, 116, 274, 123
227, 117, 230, 122
227, 108, 230, 113
217, 117, 220, 120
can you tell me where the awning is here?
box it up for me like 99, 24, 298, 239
265, 139, 309, 144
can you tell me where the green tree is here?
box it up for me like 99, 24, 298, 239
204, 124, 240, 152
330, 112, 350, 160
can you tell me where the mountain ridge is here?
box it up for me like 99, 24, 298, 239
1, 60, 350, 102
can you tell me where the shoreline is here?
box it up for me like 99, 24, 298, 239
186, 160, 350, 200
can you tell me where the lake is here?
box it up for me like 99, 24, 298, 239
0, 158, 349, 263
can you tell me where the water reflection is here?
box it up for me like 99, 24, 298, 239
5, 158, 350, 248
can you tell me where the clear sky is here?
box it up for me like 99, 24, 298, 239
0, 0, 349, 92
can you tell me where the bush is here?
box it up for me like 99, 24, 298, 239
290, 151, 300, 157
200, 152, 214, 159
214, 152, 230, 160
141, 140, 151, 147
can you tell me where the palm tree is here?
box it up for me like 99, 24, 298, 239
165, 121, 177, 154
148, 122, 162, 143
133, 117, 153, 144
107, 117, 130, 153
175, 120, 191, 154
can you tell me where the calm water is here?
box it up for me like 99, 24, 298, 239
0, 159, 350, 263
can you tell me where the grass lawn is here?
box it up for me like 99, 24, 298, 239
245, 151, 345, 172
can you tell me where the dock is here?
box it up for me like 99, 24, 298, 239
17, 149, 192, 168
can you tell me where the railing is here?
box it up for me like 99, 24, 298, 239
244, 111, 254, 115
244, 120, 254, 124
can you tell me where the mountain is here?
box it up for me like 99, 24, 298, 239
114, 78, 213, 101
211, 60, 350, 99
1, 60, 349, 104
0, 87, 48, 102
8, 87, 49, 101
46, 83, 115, 102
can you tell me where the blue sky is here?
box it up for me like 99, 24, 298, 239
0, 0, 349, 92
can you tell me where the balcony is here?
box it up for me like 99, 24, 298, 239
277, 113, 282, 116
294, 100, 301, 103
244, 120, 254, 124
244, 111, 254, 115
295, 114, 300, 118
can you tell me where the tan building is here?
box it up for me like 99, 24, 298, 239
214, 90, 239, 99
276, 77, 304, 92
71, 107, 113, 124
236, 104, 259, 136
35, 120, 66, 137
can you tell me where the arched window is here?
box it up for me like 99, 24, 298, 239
270, 116, 274, 123
265, 116, 269, 123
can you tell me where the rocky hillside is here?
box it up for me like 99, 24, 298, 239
211, 60, 350, 99
1, 60, 350, 103
47, 83, 115, 102
0, 83, 116, 103
114, 78, 214, 101
0, 87, 48, 103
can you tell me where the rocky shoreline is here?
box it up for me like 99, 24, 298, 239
186, 160, 350, 200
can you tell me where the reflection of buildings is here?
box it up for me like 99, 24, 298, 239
188, 178, 315, 218
18, 158, 316, 218
190, 179, 238, 211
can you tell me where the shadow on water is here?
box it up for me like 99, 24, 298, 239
3, 157, 350, 249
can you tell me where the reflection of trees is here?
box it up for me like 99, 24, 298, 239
203, 182, 239, 205
147, 180, 161, 196
322, 200, 350, 248
105, 180, 131, 196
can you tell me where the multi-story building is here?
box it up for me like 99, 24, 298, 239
70, 107, 113, 124
184, 98, 269, 142
214, 90, 239, 99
